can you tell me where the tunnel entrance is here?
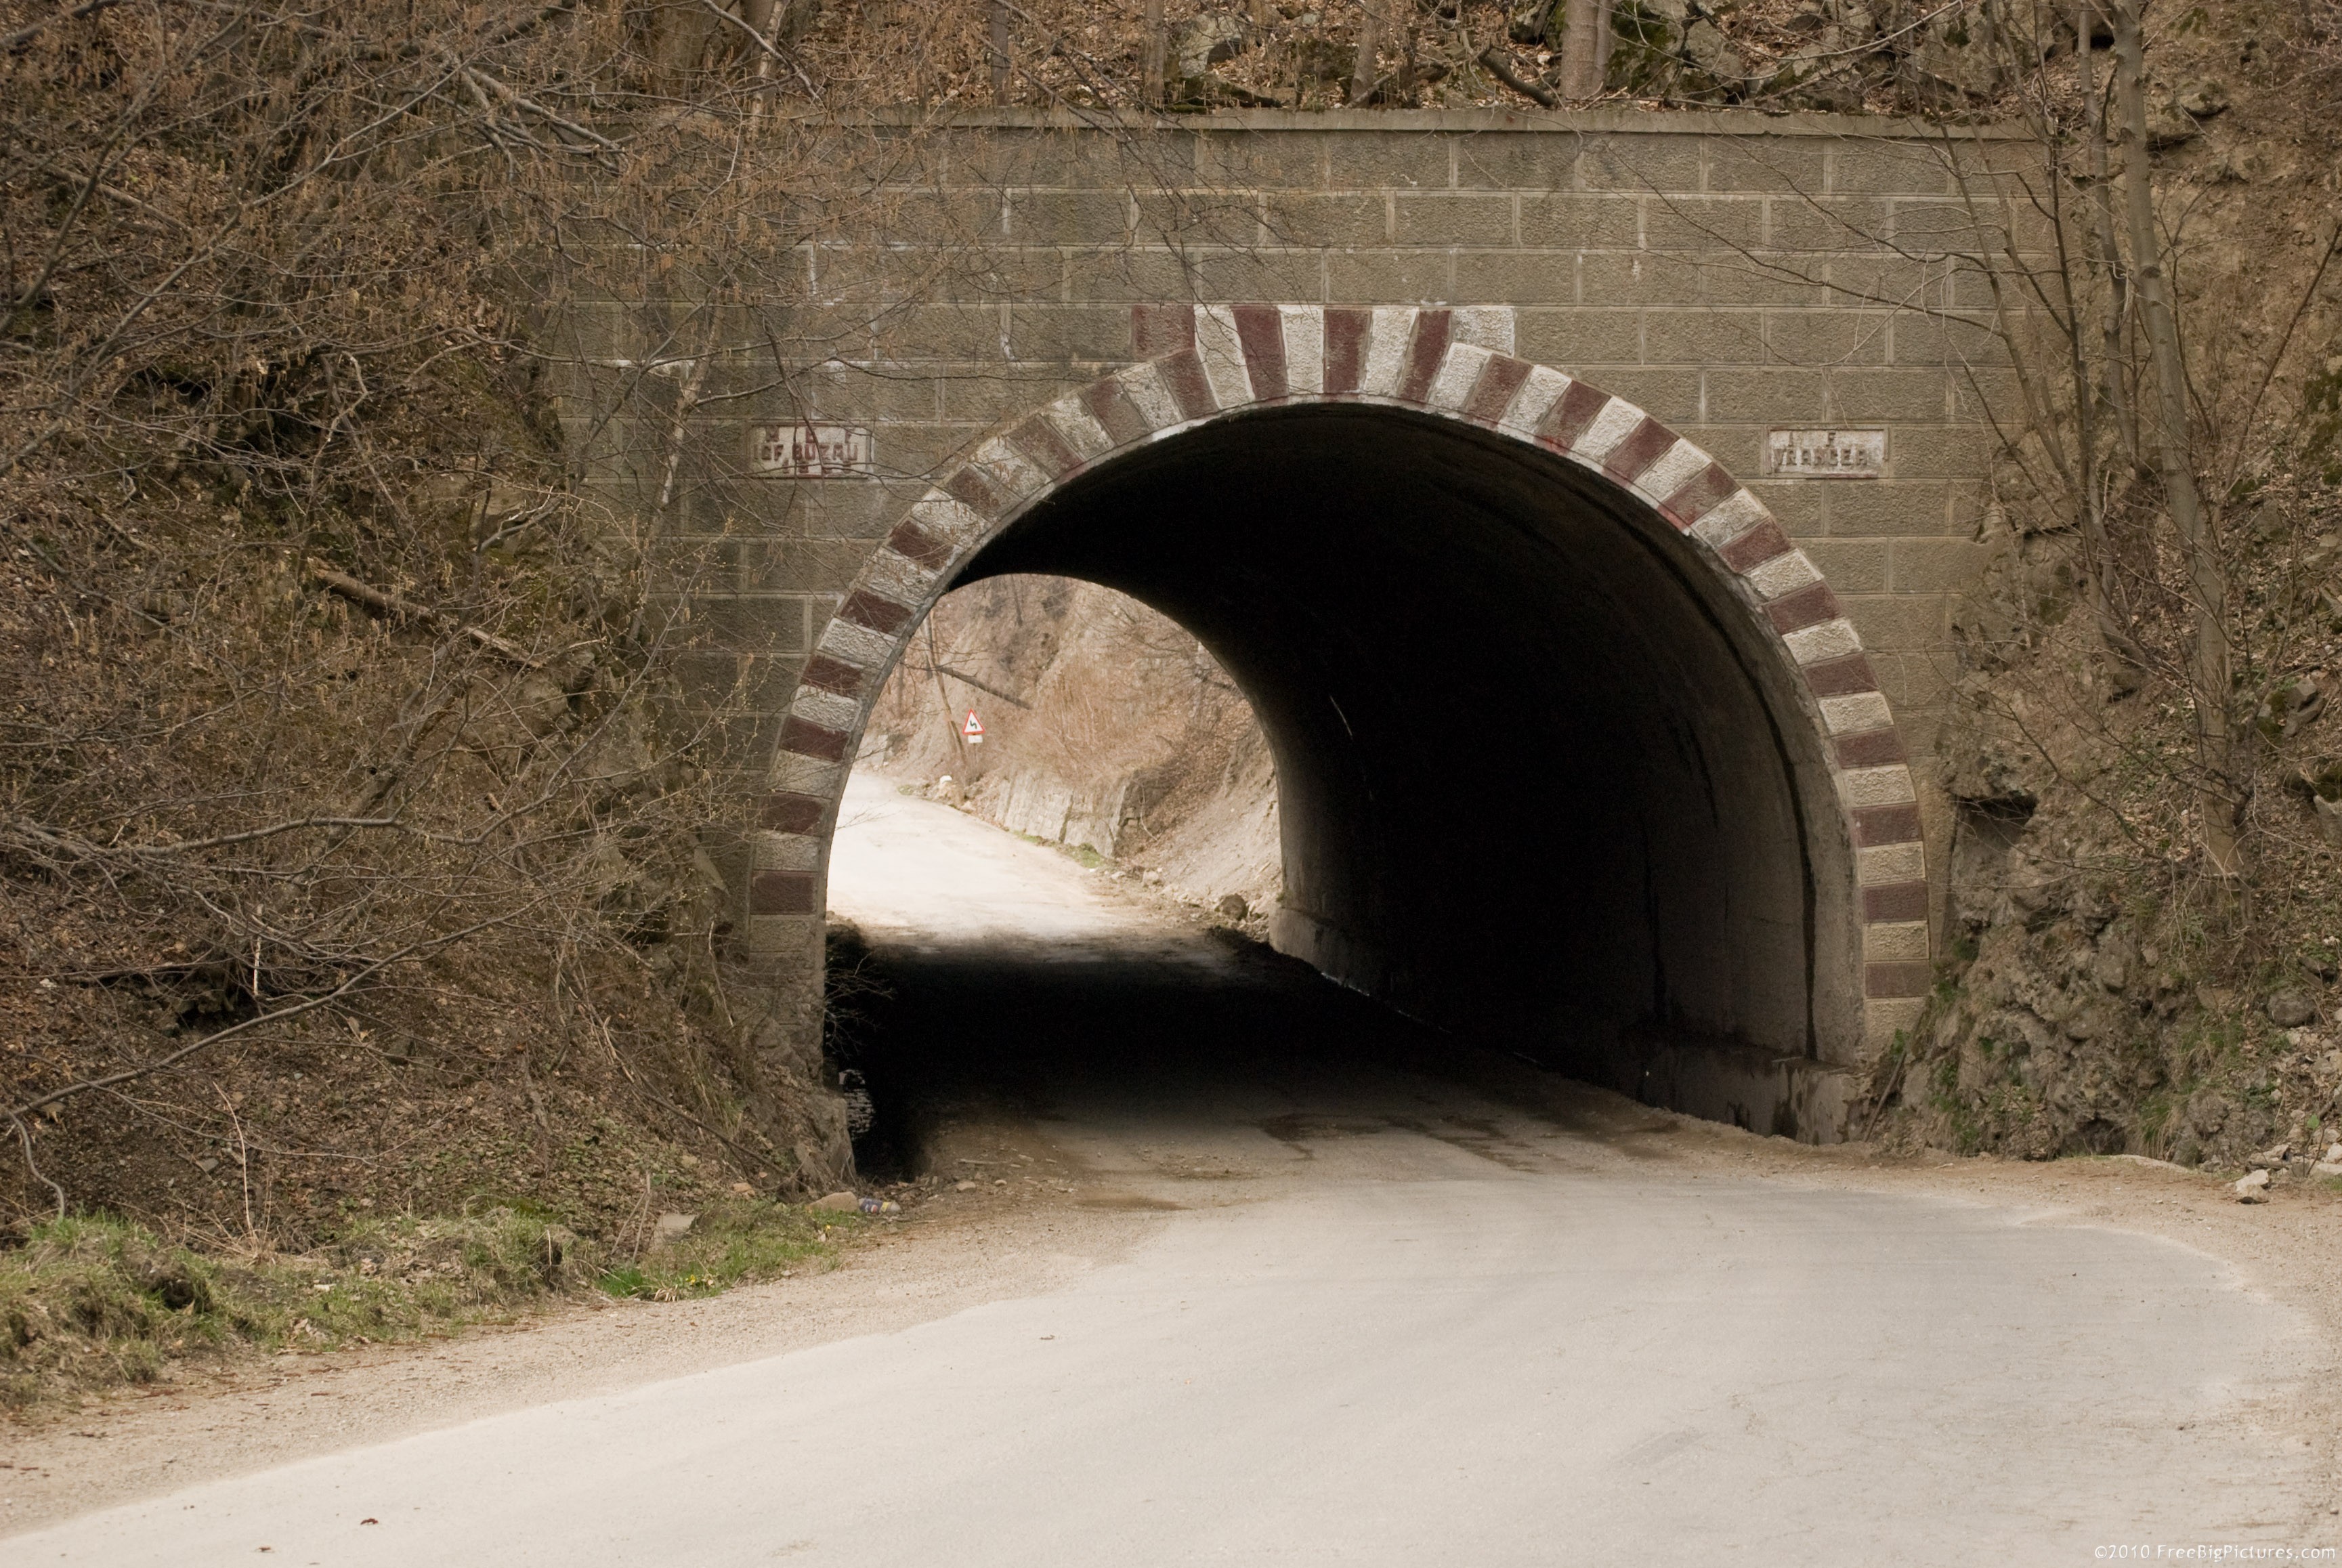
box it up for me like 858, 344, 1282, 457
845, 404, 1848, 1142
963, 403, 1840, 1078
765, 310, 1925, 1143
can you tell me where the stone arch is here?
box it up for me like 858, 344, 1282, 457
746, 302, 1930, 1111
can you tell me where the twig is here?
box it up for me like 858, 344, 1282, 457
1476, 47, 1557, 108
10, 1114, 67, 1222
624, 1170, 653, 1265
625, 1076, 776, 1183
450, 56, 622, 154
1858, 1043, 1914, 1143
2228, 217, 2342, 486
697, 0, 793, 76
1773, 0, 1972, 68
910, 662, 1034, 709
1, 0, 123, 54
2, 904, 545, 1126
308, 559, 544, 669
927, 620, 970, 767
579, 988, 774, 1179
992, 0, 1141, 109
215, 1083, 259, 1250
1, 812, 416, 864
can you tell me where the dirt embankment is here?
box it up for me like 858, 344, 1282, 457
860, 576, 1282, 925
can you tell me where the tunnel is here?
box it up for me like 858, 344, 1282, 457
837, 398, 1869, 1137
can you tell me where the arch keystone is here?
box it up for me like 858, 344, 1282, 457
1426, 341, 1495, 415
1194, 305, 1256, 408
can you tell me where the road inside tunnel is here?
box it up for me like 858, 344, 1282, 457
826, 763, 1457, 1181
909, 399, 1863, 1135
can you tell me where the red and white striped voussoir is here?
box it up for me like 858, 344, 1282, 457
759, 303, 1931, 1007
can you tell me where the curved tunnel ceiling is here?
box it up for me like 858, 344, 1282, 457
957, 403, 1856, 1069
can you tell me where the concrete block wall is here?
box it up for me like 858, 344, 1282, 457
557, 106, 2035, 1070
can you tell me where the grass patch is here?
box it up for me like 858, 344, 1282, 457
1, 1200, 849, 1413
591, 1200, 841, 1300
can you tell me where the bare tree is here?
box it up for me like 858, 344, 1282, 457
1144, 0, 1169, 105
1350, 0, 1384, 103
2109, 0, 2239, 878
1556, 0, 1613, 100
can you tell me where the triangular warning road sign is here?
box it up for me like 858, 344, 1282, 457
962, 709, 984, 741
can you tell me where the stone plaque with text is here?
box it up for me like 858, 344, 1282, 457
748, 423, 874, 478
1764, 429, 1886, 479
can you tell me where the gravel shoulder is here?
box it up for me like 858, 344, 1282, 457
0, 1184, 1170, 1535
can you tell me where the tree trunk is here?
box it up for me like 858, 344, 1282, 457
1349, 2, 1382, 105
2069, 1, 2132, 661
2080, 3, 2142, 477
738, 0, 776, 56
989, 1, 1010, 104
1557, 0, 1611, 100
1143, 0, 1167, 106
654, 0, 715, 95
2112, 0, 2240, 878
740, 0, 781, 131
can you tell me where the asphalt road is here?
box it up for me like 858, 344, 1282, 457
9, 772, 2335, 1565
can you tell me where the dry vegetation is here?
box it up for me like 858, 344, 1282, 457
0, 0, 1117, 1402
754, 0, 2086, 116
0, 1, 1059, 1397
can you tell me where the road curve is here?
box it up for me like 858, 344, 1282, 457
8, 772, 2334, 1565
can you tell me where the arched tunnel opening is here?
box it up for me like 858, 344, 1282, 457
826, 402, 1866, 1173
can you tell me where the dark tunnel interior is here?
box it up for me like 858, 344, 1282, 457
963, 406, 1857, 1056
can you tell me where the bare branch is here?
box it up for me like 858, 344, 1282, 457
308, 559, 545, 669
1, 0, 125, 54
3, 902, 548, 1127
1476, 46, 1558, 107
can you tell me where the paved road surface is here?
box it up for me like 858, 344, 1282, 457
9, 771, 2335, 1565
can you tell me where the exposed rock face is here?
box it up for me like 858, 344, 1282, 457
1175, 13, 1248, 79
1587, 0, 2007, 108
862, 577, 1282, 923
1900, 700, 2342, 1169
1887, 433, 2342, 1174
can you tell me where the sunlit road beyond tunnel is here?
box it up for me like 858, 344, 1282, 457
7, 772, 2333, 1566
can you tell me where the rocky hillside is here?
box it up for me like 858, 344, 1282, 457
813, 0, 2090, 117
859, 578, 1283, 927
1862, 2, 2342, 1181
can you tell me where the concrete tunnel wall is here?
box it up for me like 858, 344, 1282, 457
748, 305, 1931, 1141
